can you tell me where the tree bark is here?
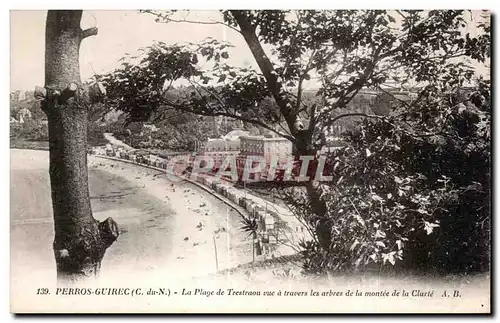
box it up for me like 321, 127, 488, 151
42, 10, 118, 283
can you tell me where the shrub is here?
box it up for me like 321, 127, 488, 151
291, 83, 491, 275
87, 123, 108, 146
10, 119, 49, 141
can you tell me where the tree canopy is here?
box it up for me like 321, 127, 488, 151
101, 10, 489, 153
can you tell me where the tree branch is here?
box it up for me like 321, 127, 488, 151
282, 11, 303, 79
295, 49, 317, 113
395, 10, 407, 19
375, 85, 412, 110
161, 98, 295, 142
150, 107, 178, 124
188, 78, 228, 111
324, 49, 348, 86
160, 70, 179, 96
307, 104, 317, 136
81, 27, 98, 39
379, 11, 464, 61
329, 46, 383, 115
186, 78, 295, 140
230, 10, 297, 135
143, 10, 242, 34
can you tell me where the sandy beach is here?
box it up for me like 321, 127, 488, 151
10, 149, 254, 288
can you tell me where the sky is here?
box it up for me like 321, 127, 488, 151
10, 10, 257, 91
10, 10, 490, 92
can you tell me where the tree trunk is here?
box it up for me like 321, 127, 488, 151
230, 10, 298, 136
295, 138, 332, 252
42, 10, 118, 283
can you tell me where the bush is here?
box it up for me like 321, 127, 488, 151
87, 123, 108, 146
11, 119, 109, 147
291, 83, 491, 275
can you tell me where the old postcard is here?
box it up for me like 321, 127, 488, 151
9, 9, 491, 313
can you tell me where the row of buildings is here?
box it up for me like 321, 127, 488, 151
200, 129, 294, 182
